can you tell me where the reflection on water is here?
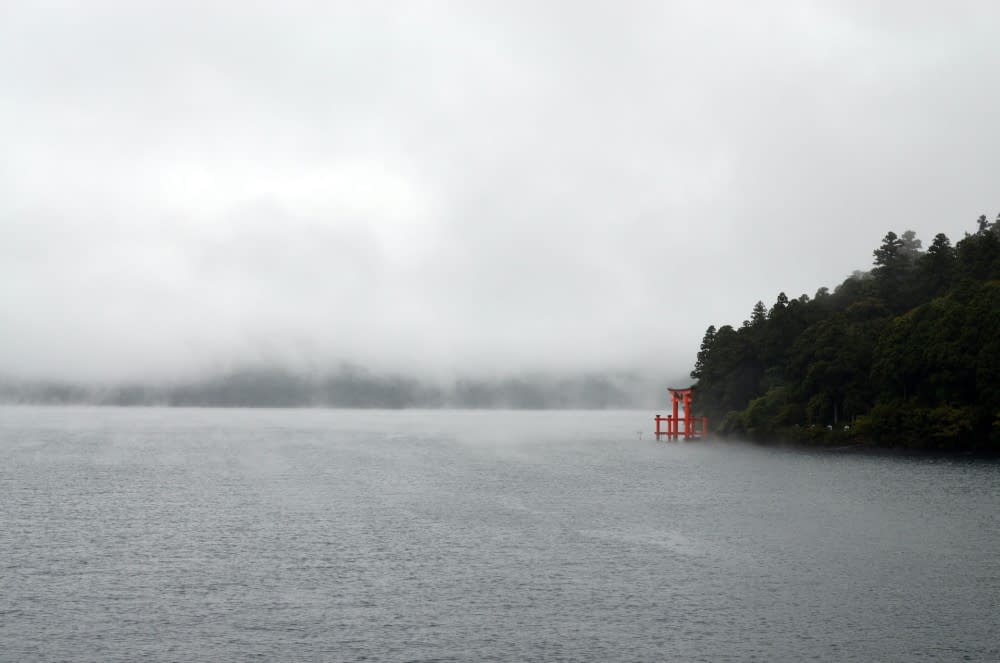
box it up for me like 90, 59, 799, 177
1, 406, 998, 662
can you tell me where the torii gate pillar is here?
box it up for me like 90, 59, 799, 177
654, 387, 708, 440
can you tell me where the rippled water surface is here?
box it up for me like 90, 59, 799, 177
2, 406, 998, 661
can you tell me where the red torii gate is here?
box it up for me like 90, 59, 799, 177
655, 387, 708, 440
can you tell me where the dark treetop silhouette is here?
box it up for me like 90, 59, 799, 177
691, 213, 1000, 451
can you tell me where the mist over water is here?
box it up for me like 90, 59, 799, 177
3, 407, 998, 661
0, 365, 674, 409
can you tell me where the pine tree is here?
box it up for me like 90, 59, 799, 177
691, 325, 717, 380
899, 230, 923, 262
873, 231, 903, 269
977, 214, 990, 234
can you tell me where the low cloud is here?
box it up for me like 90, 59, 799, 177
2, 1, 998, 384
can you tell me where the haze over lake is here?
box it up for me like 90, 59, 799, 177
3, 406, 998, 662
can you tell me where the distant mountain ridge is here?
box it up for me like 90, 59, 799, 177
0, 367, 665, 410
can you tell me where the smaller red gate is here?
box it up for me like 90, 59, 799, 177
655, 387, 708, 440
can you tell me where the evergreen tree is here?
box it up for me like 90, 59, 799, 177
977, 214, 990, 234
873, 231, 903, 269
899, 230, 923, 261
872, 231, 915, 310
917, 233, 955, 297
691, 325, 717, 380
770, 292, 789, 317
956, 215, 1000, 281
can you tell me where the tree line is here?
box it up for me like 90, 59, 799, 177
691, 214, 1000, 450
0, 366, 649, 410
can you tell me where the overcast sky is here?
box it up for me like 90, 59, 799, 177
2, 1, 998, 383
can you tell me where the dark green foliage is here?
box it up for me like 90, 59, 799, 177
955, 215, 1000, 282
690, 325, 717, 381
917, 233, 956, 298
694, 324, 762, 417
693, 214, 1000, 451
873, 231, 904, 270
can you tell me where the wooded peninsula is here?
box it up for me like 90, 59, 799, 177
692, 214, 1000, 451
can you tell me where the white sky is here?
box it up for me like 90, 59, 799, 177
2, 1, 999, 382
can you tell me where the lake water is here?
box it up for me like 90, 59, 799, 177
1, 406, 998, 662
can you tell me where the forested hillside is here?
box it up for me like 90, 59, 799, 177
692, 214, 1000, 450
0, 368, 651, 410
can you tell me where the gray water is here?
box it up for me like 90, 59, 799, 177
1, 407, 998, 662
